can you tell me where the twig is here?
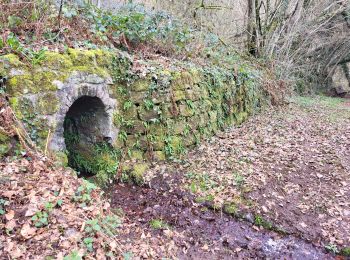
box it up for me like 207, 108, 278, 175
44, 129, 51, 156
58, 0, 64, 30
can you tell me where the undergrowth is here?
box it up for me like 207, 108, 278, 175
64, 115, 121, 186
0, 1, 266, 72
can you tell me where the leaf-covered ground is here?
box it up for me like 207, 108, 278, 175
1, 96, 349, 259
185, 96, 350, 246
140, 96, 350, 255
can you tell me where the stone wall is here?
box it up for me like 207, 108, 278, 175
0, 49, 265, 182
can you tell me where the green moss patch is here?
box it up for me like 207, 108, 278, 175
0, 130, 11, 159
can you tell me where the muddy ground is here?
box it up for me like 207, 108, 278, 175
110, 96, 350, 259
111, 175, 332, 259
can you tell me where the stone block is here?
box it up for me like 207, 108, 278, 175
37, 92, 60, 115
161, 103, 175, 118
129, 149, 144, 160
130, 91, 147, 104
152, 136, 165, 150
130, 79, 151, 92
178, 104, 194, 117
131, 162, 149, 185
125, 120, 146, 134
138, 107, 159, 121
173, 90, 186, 101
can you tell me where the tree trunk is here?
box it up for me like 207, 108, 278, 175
247, 0, 257, 55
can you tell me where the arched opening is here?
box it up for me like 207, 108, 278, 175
63, 96, 118, 178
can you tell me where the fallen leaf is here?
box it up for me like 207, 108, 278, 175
20, 223, 36, 239
5, 210, 15, 221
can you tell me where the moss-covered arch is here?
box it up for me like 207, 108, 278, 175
49, 78, 118, 152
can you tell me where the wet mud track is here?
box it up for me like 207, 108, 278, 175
110, 176, 333, 259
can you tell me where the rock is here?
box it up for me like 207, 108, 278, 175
331, 65, 350, 96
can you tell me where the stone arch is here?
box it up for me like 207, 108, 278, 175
49, 74, 118, 152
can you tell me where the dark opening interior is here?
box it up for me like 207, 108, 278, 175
63, 96, 109, 177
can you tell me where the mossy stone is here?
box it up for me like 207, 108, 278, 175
130, 79, 151, 92
0, 130, 11, 159
54, 151, 69, 167
123, 102, 138, 120
169, 136, 183, 152
0, 62, 7, 78
1, 54, 23, 67
37, 92, 59, 115
94, 49, 114, 67
171, 71, 193, 91
7, 75, 34, 95
113, 138, 125, 149
173, 90, 186, 101
167, 119, 186, 135
131, 163, 149, 185
126, 135, 148, 150
67, 49, 97, 66
153, 151, 166, 161
189, 69, 203, 84
148, 124, 165, 136
183, 135, 196, 147
151, 136, 165, 150
151, 92, 171, 104
185, 89, 200, 101
9, 97, 34, 120
70, 66, 109, 79
7, 70, 63, 95
209, 110, 218, 123
235, 111, 248, 125
178, 104, 194, 117
42, 52, 73, 69
125, 120, 146, 134
186, 118, 197, 131
161, 103, 175, 118
32, 70, 66, 92
130, 91, 147, 104
138, 106, 159, 121
129, 149, 144, 160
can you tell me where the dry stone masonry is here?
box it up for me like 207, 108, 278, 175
0, 49, 265, 181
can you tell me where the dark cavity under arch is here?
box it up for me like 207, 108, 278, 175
63, 96, 114, 177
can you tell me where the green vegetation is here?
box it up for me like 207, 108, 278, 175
224, 203, 238, 215
253, 214, 287, 234
64, 113, 121, 186
73, 180, 98, 206
31, 211, 49, 228
0, 198, 9, 215
293, 96, 347, 109
185, 172, 218, 193
149, 219, 169, 230
325, 244, 339, 254
83, 213, 121, 253
1, 0, 264, 188
254, 215, 273, 230
64, 251, 82, 260
234, 172, 245, 188
1, 32, 47, 65
340, 247, 350, 256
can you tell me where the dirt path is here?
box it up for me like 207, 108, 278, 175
111, 177, 331, 259
110, 96, 350, 258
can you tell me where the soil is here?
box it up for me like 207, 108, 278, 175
110, 175, 332, 259
110, 96, 350, 259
